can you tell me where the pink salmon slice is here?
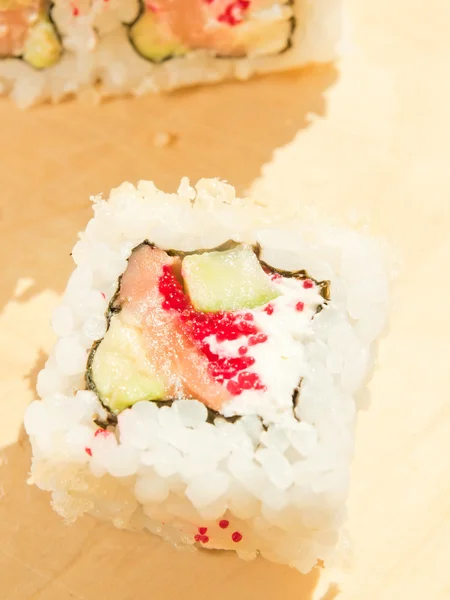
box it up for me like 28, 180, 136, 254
117, 244, 231, 411
0, 0, 42, 57
144, 0, 252, 56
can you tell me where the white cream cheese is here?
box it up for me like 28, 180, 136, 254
205, 276, 325, 425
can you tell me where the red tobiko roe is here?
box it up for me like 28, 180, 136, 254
296, 301, 305, 312
218, 0, 250, 26
210, 355, 256, 381
248, 333, 268, 346
158, 264, 268, 394
226, 370, 266, 395
226, 380, 242, 396
303, 279, 314, 289
194, 534, 209, 544
159, 265, 189, 311
198, 527, 208, 535
85, 447, 92, 456
219, 519, 229, 529
94, 428, 110, 437
231, 531, 243, 543
238, 371, 259, 390
264, 303, 274, 315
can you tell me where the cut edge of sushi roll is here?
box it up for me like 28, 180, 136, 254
25, 177, 391, 574
125, 0, 296, 64
84, 238, 331, 417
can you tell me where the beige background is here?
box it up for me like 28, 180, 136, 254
0, 0, 449, 598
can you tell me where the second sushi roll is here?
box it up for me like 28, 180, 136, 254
0, 0, 342, 107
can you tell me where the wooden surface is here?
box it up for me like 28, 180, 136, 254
0, 0, 449, 598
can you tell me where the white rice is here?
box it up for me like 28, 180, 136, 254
0, 0, 342, 108
25, 178, 390, 573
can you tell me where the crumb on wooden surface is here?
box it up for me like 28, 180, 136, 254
153, 132, 176, 147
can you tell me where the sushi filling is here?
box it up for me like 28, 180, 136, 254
0, 0, 61, 68
128, 0, 295, 63
87, 241, 329, 426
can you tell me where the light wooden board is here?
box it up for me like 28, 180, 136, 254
0, 0, 449, 598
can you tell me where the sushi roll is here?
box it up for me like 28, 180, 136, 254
94, 0, 341, 96
25, 178, 390, 573
1, 0, 342, 107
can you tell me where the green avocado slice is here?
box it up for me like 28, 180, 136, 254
129, 11, 187, 63
181, 244, 281, 313
89, 314, 166, 413
22, 19, 61, 69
